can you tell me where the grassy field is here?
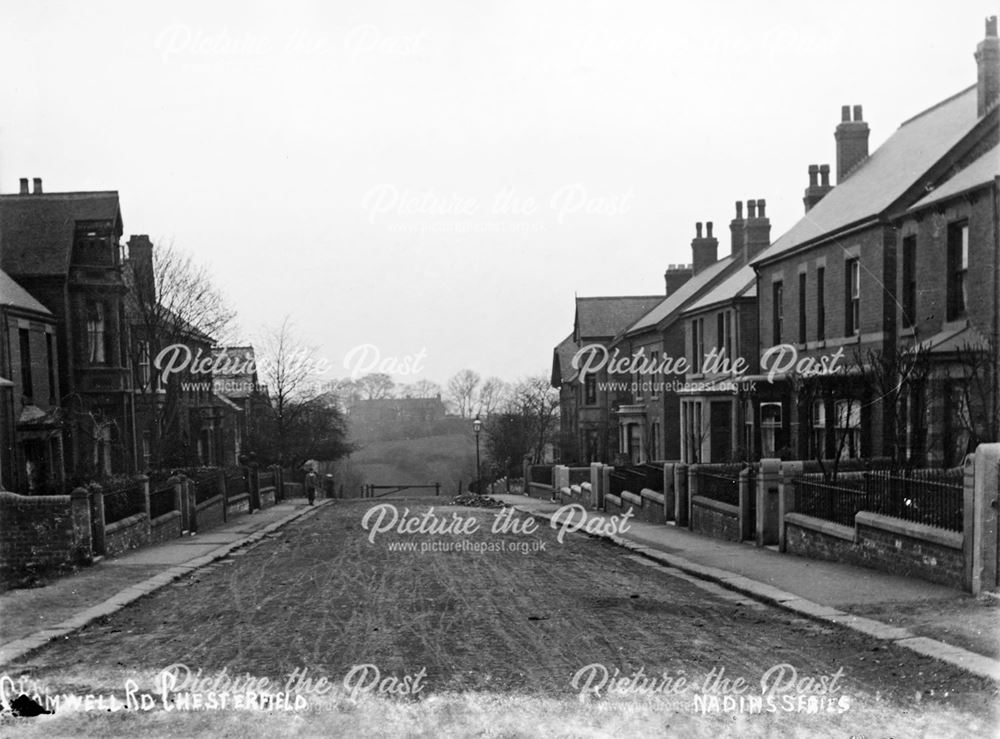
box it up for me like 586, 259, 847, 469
338, 433, 477, 494
1, 499, 996, 737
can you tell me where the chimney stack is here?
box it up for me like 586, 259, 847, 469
742, 197, 771, 262
663, 263, 693, 296
729, 200, 745, 257
691, 220, 719, 275
32, 178, 42, 194
127, 235, 156, 298
19, 178, 29, 195
803, 163, 834, 212
976, 16, 999, 117
835, 105, 869, 182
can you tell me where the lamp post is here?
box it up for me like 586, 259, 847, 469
472, 416, 482, 495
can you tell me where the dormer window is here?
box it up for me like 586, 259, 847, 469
73, 225, 115, 266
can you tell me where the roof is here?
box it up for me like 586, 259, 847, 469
625, 256, 735, 334
0, 191, 122, 276
575, 295, 664, 339
682, 264, 757, 315
752, 85, 980, 267
909, 144, 999, 211
551, 333, 578, 386
0, 269, 52, 315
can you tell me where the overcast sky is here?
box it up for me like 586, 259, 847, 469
1, 1, 995, 389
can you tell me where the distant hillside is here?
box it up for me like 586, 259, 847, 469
329, 432, 479, 496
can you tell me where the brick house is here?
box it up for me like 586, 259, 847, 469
0, 269, 65, 492
0, 181, 135, 478
549, 295, 664, 463
749, 18, 999, 464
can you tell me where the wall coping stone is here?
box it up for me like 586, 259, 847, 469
106, 512, 147, 535
621, 491, 642, 506
785, 512, 856, 542
691, 495, 739, 516
640, 489, 665, 504
150, 510, 182, 525
855, 511, 963, 550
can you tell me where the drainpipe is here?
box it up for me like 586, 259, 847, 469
993, 177, 1000, 434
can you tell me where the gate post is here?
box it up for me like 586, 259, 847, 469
89, 484, 106, 556
777, 460, 802, 551
738, 468, 753, 541
967, 444, 1000, 594
756, 458, 781, 547
674, 463, 688, 526
70, 487, 93, 563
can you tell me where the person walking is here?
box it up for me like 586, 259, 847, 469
305, 465, 318, 506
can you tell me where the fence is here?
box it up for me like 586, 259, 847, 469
102, 480, 146, 524
193, 472, 222, 504
692, 464, 745, 507
149, 482, 177, 520
793, 466, 963, 532
225, 468, 248, 498
529, 465, 554, 486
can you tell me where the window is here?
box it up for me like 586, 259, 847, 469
137, 340, 151, 389
724, 311, 733, 361
717, 312, 725, 353
650, 422, 660, 461
760, 402, 782, 457
810, 399, 826, 458
18, 328, 32, 399
45, 333, 56, 402
142, 430, 152, 469
86, 303, 106, 363
798, 272, 807, 344
816, 267, 825, 341
845, 259, 860, 335
650, 350, 660, 398
584, 374, 597, 405
902, 236, 917, 327
691, 318, 705, 373
834, 399, 861, 459
743, 399, 755, 458
947, 223, 969, 320
772, 281, 783, 344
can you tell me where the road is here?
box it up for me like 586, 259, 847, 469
1, 499, 996, 737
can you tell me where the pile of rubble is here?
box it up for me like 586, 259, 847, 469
451, 494, 506, 509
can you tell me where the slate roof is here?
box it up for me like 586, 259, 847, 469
625, 256, 736, 334
0, 191, 122, 276
751, 85, 980, 267
551, 333, 579, 386
575, 295, 664, 339
682, 264, 757, 315
909, 144, 999, 211
0, 269, 52, 315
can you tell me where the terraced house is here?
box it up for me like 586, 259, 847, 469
749, 18, 999, 466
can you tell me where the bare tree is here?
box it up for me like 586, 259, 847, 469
476, 376, 509, 418
399, 379, 442, 399
357, 372, 395, 400
447, 369, 481, 418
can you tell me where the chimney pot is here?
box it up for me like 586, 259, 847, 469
32, 177, 42, 194
819, 164, 830, 186
706, 221, 713, 238
735, 200, 743, 219
808, 164, 819, 187
853, 105, 863, 121
747, 200, 757, 219
841, 105, 851, 122
695, 222, 703, 238
988, 15, 997, 36
756, 199, 766, 218
19, 178, 29, 195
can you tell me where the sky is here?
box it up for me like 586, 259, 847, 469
1, 1, 996, 389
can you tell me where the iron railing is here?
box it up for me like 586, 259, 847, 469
149, 483, 176, 520
103, 481, 145, 524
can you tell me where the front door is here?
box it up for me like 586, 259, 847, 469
709, 401, 732, 463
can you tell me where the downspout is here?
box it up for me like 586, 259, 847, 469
993, 176, 1000, 436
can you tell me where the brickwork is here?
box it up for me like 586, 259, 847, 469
149, 511, 182, 545
784, 515, 963, 588
0, 491, 85, 578
104, 513, 149, 558
690, 496, 741, 542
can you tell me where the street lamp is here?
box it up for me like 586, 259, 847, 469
472, 416, 482, 495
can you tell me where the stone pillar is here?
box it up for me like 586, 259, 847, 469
777, 460, 802, 551
687, 464, 701, 527
218, 468, 228, 522
662, 463, 675, 521
600, 465, 613, 511
70, 487, 93, 563
169, 475, 185, 532
90, 485, 106, 556
249, 465, 261, 511
187, 478, 198, 533
674, 463, 688, 526
590, 463, 602, 509
738, 468, 753, 541
757, 458, 781, 547
968, 444, 1000, 594
138, 474, 151, 538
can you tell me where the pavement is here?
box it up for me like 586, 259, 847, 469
493, 494, 1000, 682
0, 498, 329, 667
